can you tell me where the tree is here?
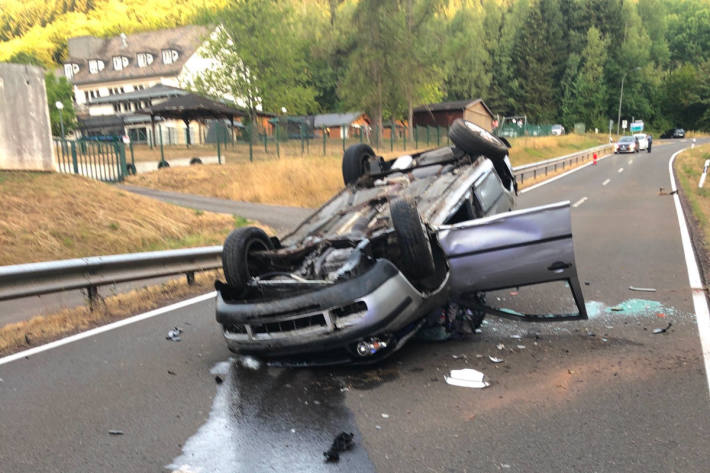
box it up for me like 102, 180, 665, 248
45, 72, 77, 136
190, 0, 317, 129
567, 27, 609, 129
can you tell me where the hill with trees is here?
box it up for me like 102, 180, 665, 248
2, 0, 709, 134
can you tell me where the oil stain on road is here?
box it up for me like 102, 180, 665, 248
167, 357, 375, 472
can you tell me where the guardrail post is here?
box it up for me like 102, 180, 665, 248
86, 285, 100, 311
323, 128, 327, 156
186, 271, 195, 285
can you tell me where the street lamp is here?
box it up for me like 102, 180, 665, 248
616, 67, 641, 136
55, 101, 65, 140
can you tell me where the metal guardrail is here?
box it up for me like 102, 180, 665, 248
512, 144, 614, 184
0, 246, 222, 306
0, 143, 612, 305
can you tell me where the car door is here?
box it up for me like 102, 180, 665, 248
436, 201, 587, 321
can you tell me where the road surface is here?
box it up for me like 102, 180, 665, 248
1, 140, 708, 472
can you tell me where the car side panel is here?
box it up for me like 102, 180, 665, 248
436, 201, 587, 319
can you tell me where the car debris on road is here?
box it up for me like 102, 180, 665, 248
444, 368, 490, 389
323, 432, 355, 462
166, 327, 183, 342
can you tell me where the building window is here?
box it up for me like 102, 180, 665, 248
88, 59, 105, 74
137, 53, 154, 68
162, 49, 179, 65
63, 63, 79, 80
113, 104, 120, 112
84, 91, 90, 102
112, 56, 129, 71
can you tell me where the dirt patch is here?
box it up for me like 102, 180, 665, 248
0, 270, 221, 356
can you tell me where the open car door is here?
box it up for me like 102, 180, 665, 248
436, 201, 587, 321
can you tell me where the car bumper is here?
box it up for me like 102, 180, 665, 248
216, 259, 448, 364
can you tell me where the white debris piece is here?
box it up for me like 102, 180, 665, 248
381, 413, 390, 419
444, 368, 490, 389
496, 343, 505, 350
488, 355, 504, 364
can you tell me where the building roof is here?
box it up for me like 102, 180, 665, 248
413, 99, 493, 117
77, 113, 155, 130
67, 25, 209, 85
313, 112, 366, 128
145, 93, 247, 121
89, 84, 188, 104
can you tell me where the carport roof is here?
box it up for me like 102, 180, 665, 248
143, 93, 247, 121
89, 84, 187, 105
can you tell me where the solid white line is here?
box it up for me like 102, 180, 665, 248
669, 149, 710, 396
520, 152, 612, 194
618, 168, 624, 173
0, 291, 217, 367
572, 196, 588, 208
602, 178, 611, 186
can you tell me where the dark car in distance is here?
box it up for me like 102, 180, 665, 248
661, 128, 685, 139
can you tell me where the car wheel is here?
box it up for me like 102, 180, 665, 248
158, 160, 170, 169
448, 118, 509, 160
190, 157, 203, 165
390, 198, 435, 280
222, 226, 274, 293
342, 144, 375, 185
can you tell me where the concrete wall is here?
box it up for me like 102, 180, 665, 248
0, 63, 56, 171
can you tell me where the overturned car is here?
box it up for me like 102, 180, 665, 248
215, 119, 588, 365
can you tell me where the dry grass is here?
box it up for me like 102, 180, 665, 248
0, 270, 220, 356
675, 144, 710, 254
127, 134, 610, 208
0, 170, 240, 265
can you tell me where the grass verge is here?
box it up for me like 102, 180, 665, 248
127, 134, 610, 208
0, 270, 220, 356
675, 144, 710, 260
0, 170, 243, 265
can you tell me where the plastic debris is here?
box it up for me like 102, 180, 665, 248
290, 428, 296, 433
510, 335, 522, 339
475, 328, 483, 334
653, 323, 672, 334
375, 425, 382, 430
166, 327, 183, 342
381, 413, 390, 419
488, 355, 504, 364
108, 430, 124, 436
629, 286, 657, 293
610, 306, 624, 312
452, 354, 467, 359
445, 368, 490, 389
323, 432, 355, 462
496, 343, 505, 350
516, 345, 526, 350
167, 370, 176, 376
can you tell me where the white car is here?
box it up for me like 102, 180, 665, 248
633, 133, 648, 150
551, 124, 565, 136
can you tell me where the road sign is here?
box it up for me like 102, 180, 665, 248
622, 120, 627, 130
630, 120, 644, 132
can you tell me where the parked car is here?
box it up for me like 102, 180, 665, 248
661, 128, 685, 139
551, 124, 565, 136
614, 135, 639, 153
215, 119, 588, 366
633, 133, 649, 150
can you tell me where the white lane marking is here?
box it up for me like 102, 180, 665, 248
602, 178, 611, 186
618, 168, 624, 173
520, 152, 612, 194
572, 196, 588, 208
669, 148, 710, 396
0, 291, 217, 367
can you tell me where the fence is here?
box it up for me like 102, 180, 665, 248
54, 138, 129, 183
497, 123, 555, 138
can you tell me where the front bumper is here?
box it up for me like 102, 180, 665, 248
216, 259, 448, 363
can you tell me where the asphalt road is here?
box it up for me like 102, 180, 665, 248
1, 140, 709, 472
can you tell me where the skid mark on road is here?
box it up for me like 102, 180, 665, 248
602, 178, 611, 186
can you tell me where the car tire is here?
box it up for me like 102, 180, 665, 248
190, 157, 203, 165
342, 144, 375, 185
390, 198, 435, 280
158, 160, 170, 169
222, 226, 274, 293
448, 118, 509, 160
